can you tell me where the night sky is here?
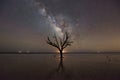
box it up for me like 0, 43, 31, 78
0, 0, 120, 52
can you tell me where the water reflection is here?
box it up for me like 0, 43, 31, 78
57, 58, 65, 73
106, 55, 112, 63
46, 57, 66, 80
1, 54, 120, 80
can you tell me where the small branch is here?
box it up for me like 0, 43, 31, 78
46, 31, 73, 52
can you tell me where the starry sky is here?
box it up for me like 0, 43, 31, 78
0, 0, 120, 52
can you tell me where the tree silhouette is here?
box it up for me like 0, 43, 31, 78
46, 32, 73, 58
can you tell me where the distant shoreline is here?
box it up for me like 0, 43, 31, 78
0, 52, 120, 54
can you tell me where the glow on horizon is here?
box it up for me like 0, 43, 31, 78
56, 50, 67, 53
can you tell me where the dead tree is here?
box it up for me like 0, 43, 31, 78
46, 32, 73, 58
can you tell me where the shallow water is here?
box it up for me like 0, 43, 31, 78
0, 53, 120, 80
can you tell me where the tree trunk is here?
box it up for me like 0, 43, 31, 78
60, 50, 63, 58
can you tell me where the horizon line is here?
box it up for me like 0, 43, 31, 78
0, 51, 120, 54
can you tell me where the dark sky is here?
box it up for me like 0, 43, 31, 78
0, 0, 120, 52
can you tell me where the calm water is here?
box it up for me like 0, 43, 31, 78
0, 53, 120, 80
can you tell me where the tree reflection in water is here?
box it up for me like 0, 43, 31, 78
56, 58, 65, 73
46, 57, 68, 80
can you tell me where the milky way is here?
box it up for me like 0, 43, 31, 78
34, 0, 73, 38
0, 0, 120, 52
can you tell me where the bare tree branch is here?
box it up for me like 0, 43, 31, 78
46, 32, 73, 52
46, 36, 60, 50
53, 34, 60, 50
46, 22, 73, 58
